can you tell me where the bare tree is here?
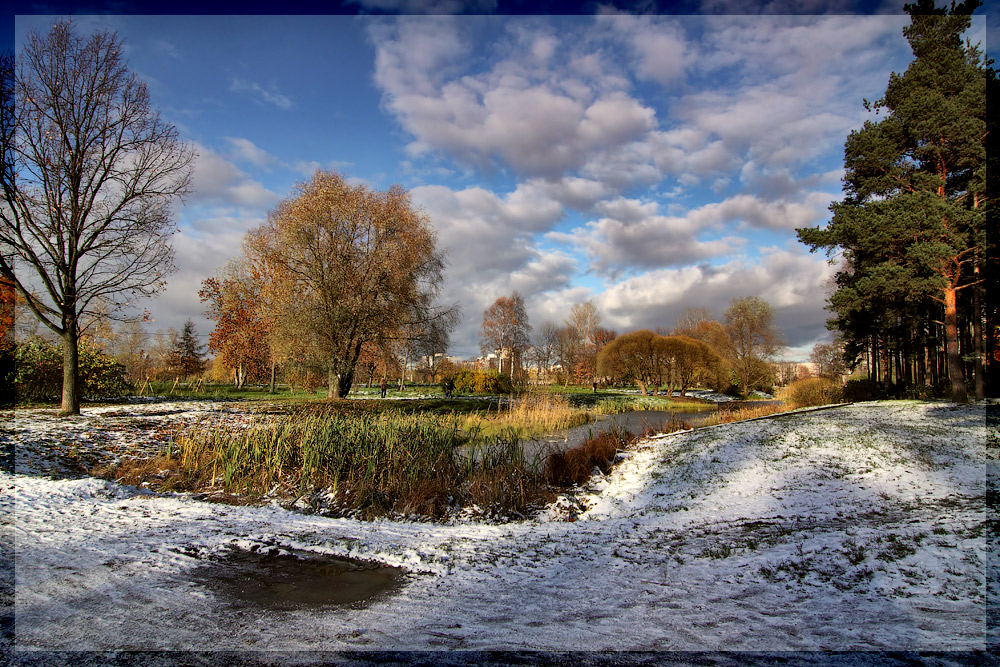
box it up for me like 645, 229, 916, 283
113, 319, 151, 382
563, 300, 603, 383
529, 320, 560, 380
810, 340, 848, 380
247, 170, 453, 398
0, 23, 194, 413
724, 296, 785, 396
480, 291, 531, 379
674, 307, 715, 337
566, 301, 600, 346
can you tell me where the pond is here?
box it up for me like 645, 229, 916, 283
192, 546, 407, 611
521, 409, 720, 462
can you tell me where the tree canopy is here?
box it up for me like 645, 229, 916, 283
723, 296, 784, 396
199, 260, 271, 388
797, 0, 988, 401
246, 170, 452, 398
0, 22, 194, 413
480, 291, 531, 379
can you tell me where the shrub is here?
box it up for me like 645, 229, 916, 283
785, 376, 843, 408
15, 338, 131, 402
842, 378, 884, 402
453, 369, 513, 395
79, 341, 133, 398
546, 428, 631, 487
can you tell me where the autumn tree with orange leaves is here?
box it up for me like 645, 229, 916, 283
199, 260, 272, 389
245, 171, 454, 399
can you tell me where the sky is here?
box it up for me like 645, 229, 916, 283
11, 2, 992, 362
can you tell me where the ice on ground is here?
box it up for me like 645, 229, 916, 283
3, 400, 995, 654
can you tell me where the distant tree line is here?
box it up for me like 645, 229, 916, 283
478, 292, 787, 398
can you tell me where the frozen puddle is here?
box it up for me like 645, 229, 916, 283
192, 547, 407, 611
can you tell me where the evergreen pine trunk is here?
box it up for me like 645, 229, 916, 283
943, 287, 968, 402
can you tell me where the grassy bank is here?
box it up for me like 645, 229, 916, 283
100, 390, 775, 521
110, 409, 551, 520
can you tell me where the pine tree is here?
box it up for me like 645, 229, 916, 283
798, 0, 988, 402
171, 319, 205, 379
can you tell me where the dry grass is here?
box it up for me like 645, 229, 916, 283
546, 429, 629, 487
464, 392, 590, 440
98, 395, 793, 521
100, 411, 553, 520
700, 402, 785, 426
779, 377, 844, 409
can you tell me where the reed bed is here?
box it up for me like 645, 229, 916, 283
543, 413, 695, 488
463, 392, 590, 440
545, 428, 630, 487
105, 395, 788, 521
110, 410, 552, 520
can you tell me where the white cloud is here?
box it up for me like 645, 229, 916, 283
611, 16, 688, 86
413, 184, 564, 274
411, 182, 582, 357
371, 17, 657, 180
229, 78, 293, 110
150, 213, 265, 337
224, 137, 275, 169
596, 248, 838, 349
188, 143, 279, 210
556, 193, 827, 276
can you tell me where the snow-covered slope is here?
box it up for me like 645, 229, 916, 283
2, 400, 995, 654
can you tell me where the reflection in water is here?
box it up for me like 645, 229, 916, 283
193, 547, 406, 611
522, 409, 719, 463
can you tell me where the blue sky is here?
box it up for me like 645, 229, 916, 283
12, 4, 991, 361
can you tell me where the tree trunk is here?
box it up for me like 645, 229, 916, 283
269, 360, 276, 394
973, 281, 985, 401
943, 286, 968, 402
328, 367, 341, 399
61, 326, 81, 415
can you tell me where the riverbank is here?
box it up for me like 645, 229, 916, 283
3, 400, 994, 661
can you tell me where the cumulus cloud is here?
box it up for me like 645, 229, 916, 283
371, 17, 657, 180
151, 212, 265, 336
411, 182, 583, 357
188, 143, 279, 210
413, 184, 564, 277
556, 194, 828, 276
224, 137, 276, 169
596, 247, 838, 350
609, 15, 689, 86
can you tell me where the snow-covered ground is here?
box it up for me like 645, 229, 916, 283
1, 400, 995, 660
